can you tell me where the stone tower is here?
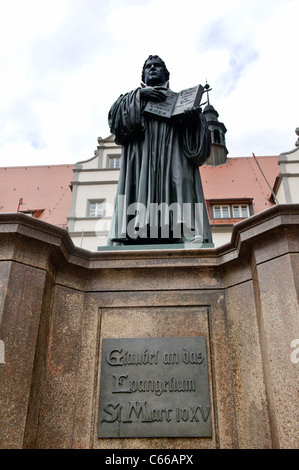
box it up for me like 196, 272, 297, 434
203, 88, 228, 166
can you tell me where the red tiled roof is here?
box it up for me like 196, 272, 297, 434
201, 156, 279, 219
0, 165, 74, 228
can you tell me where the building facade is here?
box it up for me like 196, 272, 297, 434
67, 139, 280, 251
274, 128, 299, 204
67, 135, 122, 249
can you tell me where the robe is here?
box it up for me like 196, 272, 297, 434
107, 85, 212, 245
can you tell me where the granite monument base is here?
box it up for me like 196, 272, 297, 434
0, 204, 298, 449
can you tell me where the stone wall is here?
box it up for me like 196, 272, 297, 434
0, 204, 298, 449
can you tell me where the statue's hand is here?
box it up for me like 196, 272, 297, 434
184, 106, 202, 120
140, 87, 167, 102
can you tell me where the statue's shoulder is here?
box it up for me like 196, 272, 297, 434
114, 87, 141, 102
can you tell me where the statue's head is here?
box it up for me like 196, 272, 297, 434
142, 55, 170, 86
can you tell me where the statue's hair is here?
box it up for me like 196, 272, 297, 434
141, 55, 170, 83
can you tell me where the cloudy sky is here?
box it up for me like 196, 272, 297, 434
0, 0, 298, 167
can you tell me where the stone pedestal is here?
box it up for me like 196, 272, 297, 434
0, 205, 298, 449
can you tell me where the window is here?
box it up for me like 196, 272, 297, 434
232, 205, 249, 218
213, 205, 230, 219
109, 156, 121, 169
214, 129, 221, 144
88, 201, 104, 218
211, 202, 251, 220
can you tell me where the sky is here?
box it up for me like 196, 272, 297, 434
0, 0, 298, 168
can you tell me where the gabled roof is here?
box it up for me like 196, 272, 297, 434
0, 164, 74, 228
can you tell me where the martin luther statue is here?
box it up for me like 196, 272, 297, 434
107, 55, 212, 245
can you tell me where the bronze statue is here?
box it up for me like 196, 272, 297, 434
108, 55, 212, 245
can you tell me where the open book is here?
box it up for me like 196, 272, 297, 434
144, 84, 204, 120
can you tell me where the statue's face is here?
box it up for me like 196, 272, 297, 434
143, 58, 166, 85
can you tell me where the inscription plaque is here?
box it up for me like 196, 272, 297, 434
98, 337, 212, 438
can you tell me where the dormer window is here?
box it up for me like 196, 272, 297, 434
213, 205, 230, 219
232, 205, 250, 218
209, 199, 252, 222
